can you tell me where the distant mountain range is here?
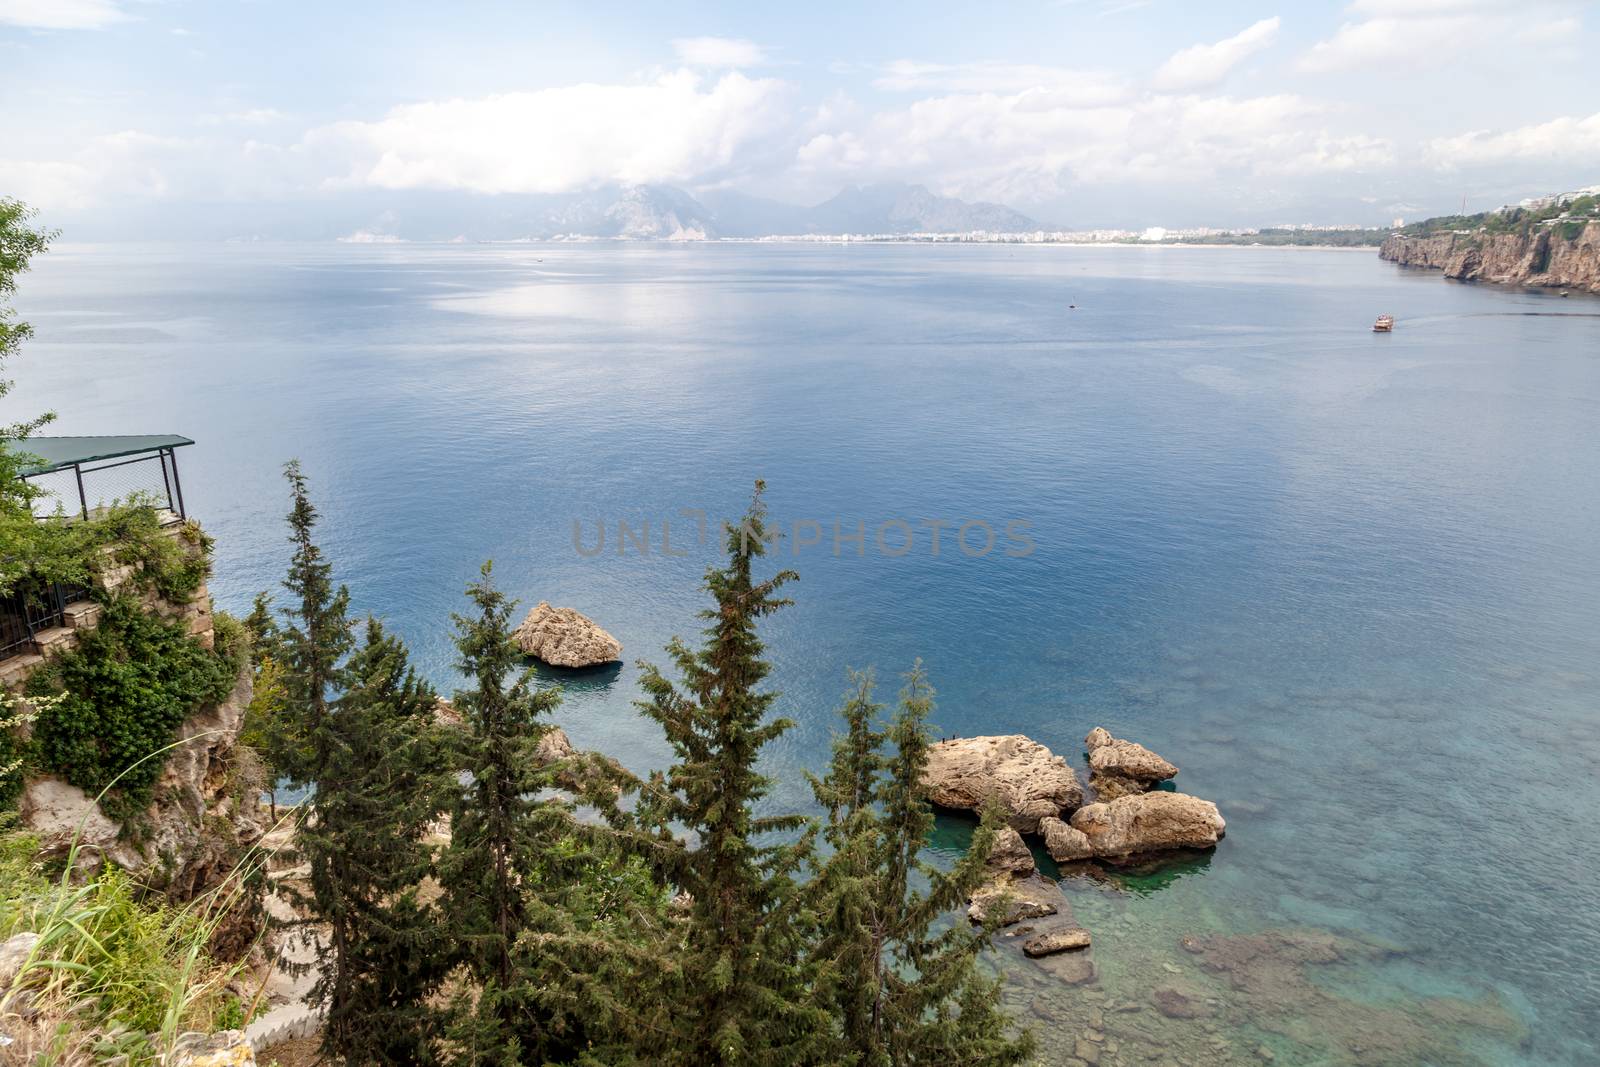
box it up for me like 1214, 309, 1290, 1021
62, 182, 1043, 242
350, 182, 1040, 242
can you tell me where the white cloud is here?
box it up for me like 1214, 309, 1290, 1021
1152, 17, 1281, 91
1300, 0, 1581, 72
874, 60, 1130, 101
1425, 112, 1600, 166
671, 36, 768, 67
0, 0, 129, 29
797, 85, 1392, 205
306, 71, 791, 195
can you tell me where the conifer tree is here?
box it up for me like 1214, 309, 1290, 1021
271, 464, 447, 1064
808, 665, 1034, 1067
627, 482, 828, 1066
437, 562, 587, 1065
312, 617, 451, 1065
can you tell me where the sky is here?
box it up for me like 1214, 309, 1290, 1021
1, 0, 1597, 234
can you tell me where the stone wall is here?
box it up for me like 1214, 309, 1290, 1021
0, 523, 214, 692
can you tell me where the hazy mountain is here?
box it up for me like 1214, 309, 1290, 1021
701, 182, 1039, 236
60, 182, 1039, 241
804, 184, 1037, 234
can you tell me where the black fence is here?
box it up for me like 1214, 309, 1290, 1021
22, 449, 187, 523
0, 579, 91, 660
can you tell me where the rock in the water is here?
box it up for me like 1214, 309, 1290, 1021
987, 827, 1036, 874
512, 602, 622, 667
1152, 985, 1207, 1019
1023, 925, 1092, 957
921, 735, 1083, 832
967, 873, 1065, 926
535, 725, 576, 763
1039, 815, 1095, 862
1085, 727, 1178, 800
1069, 792, 1225, 858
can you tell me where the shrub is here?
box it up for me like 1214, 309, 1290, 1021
26, 598, 238, 820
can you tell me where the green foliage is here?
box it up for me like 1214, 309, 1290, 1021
270, 460, 354, 791
0, 830, 250, 1066
807, 667, 1033, 1067
437, 562, 596, 1065
262, 465, 453, 1065
1, 689, 62, 810
26, 597, 238, 820
623, 481, 829, 1066
304, 617, 451, 1066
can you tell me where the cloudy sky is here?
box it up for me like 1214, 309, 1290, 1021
2, 0, 1596, 233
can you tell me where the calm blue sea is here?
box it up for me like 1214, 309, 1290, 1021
16, 241, 1600, 1064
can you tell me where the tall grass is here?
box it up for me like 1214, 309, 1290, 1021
0, 734, 276, 1066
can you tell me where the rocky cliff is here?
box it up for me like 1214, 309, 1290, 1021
18, 663, 265, 901
1379, 221, 1600, 293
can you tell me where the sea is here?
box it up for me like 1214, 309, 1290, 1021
15, 240, 1600, 1065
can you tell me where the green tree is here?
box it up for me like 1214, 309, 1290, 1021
0, 199, 58, 595
266, 463, 446, 1064
309, 617, 451, 1065
808, 666, 1033, 1067
436, 563, 588, 1065
273, 460, 353, 791
626, 481, 827, 1066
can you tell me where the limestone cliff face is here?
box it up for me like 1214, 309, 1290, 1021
19, 663, 265, 900
1379, 221, 1600, 293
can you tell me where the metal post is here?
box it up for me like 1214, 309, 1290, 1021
167, 449, 188, 520
73, 463, 88, 520
159, 451, 175, 513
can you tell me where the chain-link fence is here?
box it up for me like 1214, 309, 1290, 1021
23, 451, 186, 522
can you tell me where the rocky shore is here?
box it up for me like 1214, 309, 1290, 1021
923, 728, 1226, 976
1379, 221, 1600, 294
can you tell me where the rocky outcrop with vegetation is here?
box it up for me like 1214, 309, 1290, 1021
1379, 204, 1600, 293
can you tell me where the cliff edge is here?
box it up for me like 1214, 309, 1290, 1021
1379, 221, 1600, 294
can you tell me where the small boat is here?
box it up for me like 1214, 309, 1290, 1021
1373, 314, 1395, 332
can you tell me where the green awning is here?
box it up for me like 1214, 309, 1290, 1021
8, 435, 194, 477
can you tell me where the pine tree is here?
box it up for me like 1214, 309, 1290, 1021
271, 463, 447, 1064
437, 562, 588, 1065
627, 481, 828, 1066
808, 664, 1034, 1067
311, 617, 451, 1065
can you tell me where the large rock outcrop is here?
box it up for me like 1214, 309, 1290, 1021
985, 827, 1036, 874
1038, 815, 1095, 862
1085, 726, 1178, 800
19, 664, 264, 899
920, 735, 1083, 832
1069, 791, 1226, 859
512, 602, 622, 668
1379, 221, 1600, 294
967, 872, 1066, 926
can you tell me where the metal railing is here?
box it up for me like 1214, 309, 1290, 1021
0, 579, 91, 660
23, 448, 187, 524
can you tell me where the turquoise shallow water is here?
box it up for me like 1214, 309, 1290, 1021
16, 242, 1600, 1064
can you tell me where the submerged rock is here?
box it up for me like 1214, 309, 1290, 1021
986, 827, 1036, 874
921, 735, 1083, 832
1084, 726, 1178, 800
1069, 792, 1225, 858
512, 602, 622, 667
1022, 924, 1092, 958
1039, 815, 1095, 862
967, 873, 1065, 926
